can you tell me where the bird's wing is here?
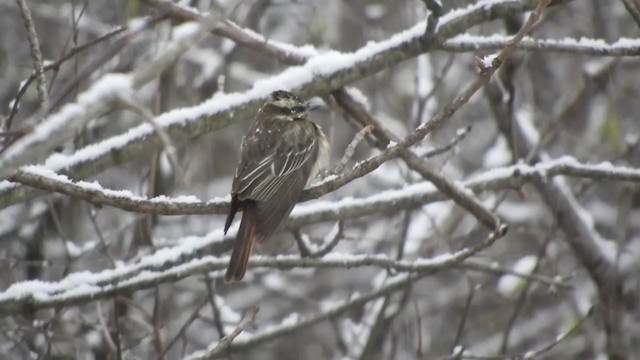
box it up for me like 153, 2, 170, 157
233, 128, 318, 202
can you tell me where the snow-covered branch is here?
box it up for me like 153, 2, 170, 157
0, 16, 221, 181
8, 157, 640, 224
0, 227, 505, 316
443, 35, 640, 56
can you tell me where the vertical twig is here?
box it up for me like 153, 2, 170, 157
16, 0, 49, 109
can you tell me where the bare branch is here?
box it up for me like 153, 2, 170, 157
620, 0, 640, 29
15, 0, 49, 109
186, 306, 259, 360
5, 24, 128, 129
421, 0, 443, 43
331, 125, 373, 174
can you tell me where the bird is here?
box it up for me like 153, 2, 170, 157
223, 90, 329, 282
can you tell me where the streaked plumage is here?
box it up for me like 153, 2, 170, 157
224, 90, 329, 282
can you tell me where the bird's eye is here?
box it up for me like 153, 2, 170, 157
292, 106, 306, 114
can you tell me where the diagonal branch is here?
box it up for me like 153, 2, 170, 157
186, 306, 259, 360
620, 0, 640, 29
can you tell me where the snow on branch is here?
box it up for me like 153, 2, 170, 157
7, 156, 640, 223
444, 35, 640, 56
292, 156, 640, 226
13, 165, 229, 214
0, 227, 505, 317
0, 16, 222, 181
0, 0, 550, 209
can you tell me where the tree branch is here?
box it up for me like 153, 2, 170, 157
15, 0, 48, 110
186, 306, 259, 360
0, 227, 506, 317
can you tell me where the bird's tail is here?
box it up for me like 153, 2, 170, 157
225, 201, 259, 282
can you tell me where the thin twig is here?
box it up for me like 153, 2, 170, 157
156, 299, 208, 360
5, 25, 127, 129
332, 125, 374, 174
187, 306, 259, 360
16, 0, 49, 109
332, 90, 501, 230
204, 274, 226, 340
450, 284, 476, 354
95, 302, 118, 353
499, 238, 551, 353
293, 222, 344, 258
521, 306, 593, 358
439, 306, 593, 359
620, 0, 640, 29
113, 96, 182, 177
417, 125, 472, 158
421, 0, 443, 44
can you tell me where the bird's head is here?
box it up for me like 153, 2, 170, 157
264, 90, 310, 121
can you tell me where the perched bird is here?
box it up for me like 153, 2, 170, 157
224, 90, 329, 282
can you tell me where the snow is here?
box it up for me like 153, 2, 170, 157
345, 87, 370, 110
65, 241, 83, 258
496, 201, 542, 223
452, 345, 464, 355
405, 203, 452, 254
416, 55, 432, 98
483, 136, 512, 168
0, 225, 482, 307
592, 237, 619, 263
365, 4, 386, 20
446, 34, 640, 55
497, 255, 538, 298
281, 312, 300, 326
0, 74, 132, 179
480, 53, 498, 69
456, 126, 470, 137
17, 165, 224, 209
292, 181, 437, 219
224, 20, 319, 60
0, 0, 569, 202
6, 151, 640, 230
215, 295, 242, 323
172, 22, 201, 41
0, 8, 423, 182
0, 228, 231, 304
